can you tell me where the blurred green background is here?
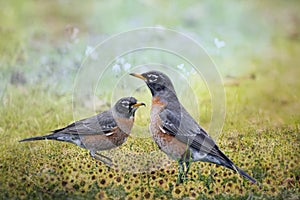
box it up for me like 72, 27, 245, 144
0, 0, 299, 199
1, 0, 298, 93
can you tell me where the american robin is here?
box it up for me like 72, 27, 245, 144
19, 97, 145, 166
130, 71, 257, 184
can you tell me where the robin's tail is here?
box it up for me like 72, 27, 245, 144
19, 133, 59, 142
19, 132, 85, 150
216, 157, 257, 184
206, 148, 257, 184
231, 164, 257, 184
19, 133, 81, 145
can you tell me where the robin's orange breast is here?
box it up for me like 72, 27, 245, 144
81, 129, 129, 152
115, 117, 134, 134
150, 97, 189, 161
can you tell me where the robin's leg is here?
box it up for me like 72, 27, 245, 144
90, 151, 113, 166
178, 149, 193, 182
177, 161, 185, 184
185, 161, 191, 176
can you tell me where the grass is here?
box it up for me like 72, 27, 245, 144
0, 55, 299, 199
0, 0, 300, 199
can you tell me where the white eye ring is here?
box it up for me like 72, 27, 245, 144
147, 74, 158, 82
121, 101, 130, 108
147, 74, 158, 78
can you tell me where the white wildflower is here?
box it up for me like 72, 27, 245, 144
85, 46, 98, 60
123, 63, 131, 71
85, 46, 94, 56
177, 63, 185, 70
112, 64, 121, 74
214, 38, 226, 48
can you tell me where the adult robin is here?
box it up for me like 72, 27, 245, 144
19, 97, 145, 166
130, 71, 256, 184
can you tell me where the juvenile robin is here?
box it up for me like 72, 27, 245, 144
130, 71, 256, 184
19, 97, 145, 166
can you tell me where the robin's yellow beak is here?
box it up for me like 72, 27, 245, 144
132, 102, 146, 107
130, 73, 147, 81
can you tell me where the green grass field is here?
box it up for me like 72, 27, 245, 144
0, 0, 299, 199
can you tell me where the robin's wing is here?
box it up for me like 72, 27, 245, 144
53, 110, 118, 136
159, 107, 233, 164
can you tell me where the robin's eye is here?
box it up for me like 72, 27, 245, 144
121, 101, 130, 108
154, 84, 164, 91
147, 74, 158, 83
129, 102, 136, 107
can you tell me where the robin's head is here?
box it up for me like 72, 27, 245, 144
114, 97, 145, 118
130, 71, 177, 100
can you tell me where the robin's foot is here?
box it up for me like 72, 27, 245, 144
177, 171, 196, 183
90, 151, 114, 167
177, 173, 195, 184
177, 160, 192, 184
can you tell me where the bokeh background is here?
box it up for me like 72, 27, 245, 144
0, 0, 299, 199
